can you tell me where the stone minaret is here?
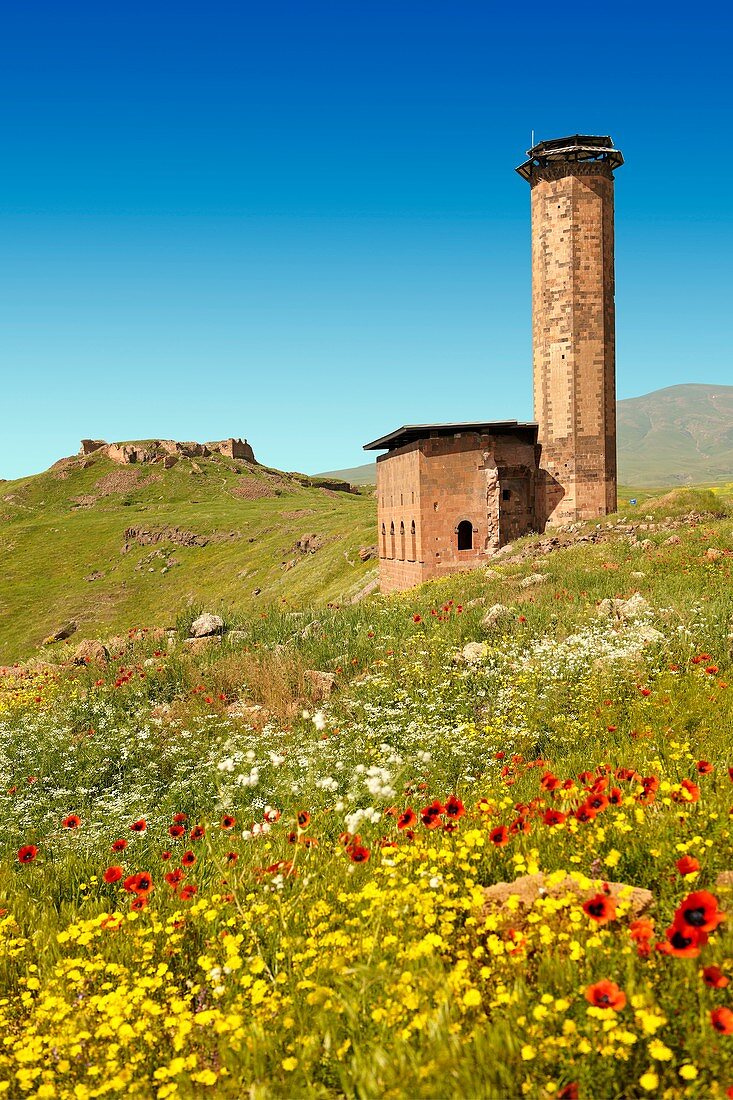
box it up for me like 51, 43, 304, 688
517, 135, 623, 524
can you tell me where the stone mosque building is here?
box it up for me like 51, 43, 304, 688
364, 134, 624, 593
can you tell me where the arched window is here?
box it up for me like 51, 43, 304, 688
381, 522, 386, 558
457, 520, 473, 551
399, 521, 406, 560
409, 519, 416, 561
389, 521, 395, 559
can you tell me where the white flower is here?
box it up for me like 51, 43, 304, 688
312, 711, 326, 731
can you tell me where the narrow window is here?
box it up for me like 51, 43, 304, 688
410, 519, 416, 561
502, 489, 511, 502
457, 520, 473, 551
381, 522, 386, 558
389, 521, 396, 559
399, 521, 406, 560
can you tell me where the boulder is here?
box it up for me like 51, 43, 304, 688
482, 872, 653, 924
481, 604, 513, 629
519, 573, 546, 589
665, 535, 681, 546
460, 641, 488, 664
304, 670, 337, 700
597, 593, 650, 622
42, 622, 78, 645
73, 639, 110, 667
358, 546, 378, 562
705, 547, 724, 562
296, 533, 323, 554
184, 636, 221, 655
189, 613, 225, 638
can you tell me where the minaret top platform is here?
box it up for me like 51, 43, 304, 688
516, 134, 623, 181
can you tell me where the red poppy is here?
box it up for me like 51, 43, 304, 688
489, 825, 509, 847
711, 1007, 733, 1035
129, 819, 147, 833
607, 787, 623, 806
412, 614, 422, 623
445, 795, 465, 820
130, 896, 148, 910
296, 811, 311, 829
221, 815, 236, 830
111, 838, 128, 852
697, 760, 714, 775
587, 793, 609, 813
190, 825, 205, 841
62, 814, 81, 829
17, 845, 38, 864
397, 808, 417, 830
225, 851, 239, 863
172, 812, 188, 823
161, 850, 172, 860
702, 965, 730, 989
630, 918, 655, 943
181, 850, 196, 866
543, 809, 566, 827
675, 891, 725, 932
509, 816, 531, 836
123, 871, 154, 896
676, 855, 700, 876
103, 866, 123, 884
584, 979, 626, 1010
583, 894, 617, 925
658, 922, 708, 958
575, 803, 597, 823
558, 1085, 579, 1100
165, 868, 185, 887
348, 844, 371, 863
168, 824, 185, 838
540, 772, 561, 792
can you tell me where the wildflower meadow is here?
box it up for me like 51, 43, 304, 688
2, 501, 733, 1098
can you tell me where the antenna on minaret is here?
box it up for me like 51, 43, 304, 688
531, 128, 535, 149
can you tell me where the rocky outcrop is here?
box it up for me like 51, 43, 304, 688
481, 603, 513, 629
304, 670, 337, 700
42, 622, 78, 645
189, 613, 225, 638
597, 593, 650, 621
482, 872, 653, 925
78, 437, 257, 466
296, 533, 324, 554
73, 639, 110, 666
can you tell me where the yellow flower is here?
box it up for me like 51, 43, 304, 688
520, 1045, 536, 1061
648, 1040, 673, 1061
679, 1065, 698, 1080
639, 1072, 659, 1091
462, 989, 482, 1008
282, 1057, 298, 1072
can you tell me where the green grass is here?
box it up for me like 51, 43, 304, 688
0, 450, 376, 661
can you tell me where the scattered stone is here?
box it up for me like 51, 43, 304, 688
705, 547, 724, 562
358, 546, 378, 562
80, 439, 105, 455
665, 535, 681, 546
482, 872, 653, 923
183, 636, 221, 654
519, 573, 546, 589
42, 622, 78, 645
481, 604, 513, 629
72, 639, 109, 666
296, 532, 324, 554
253, 588, 262, 596
189, 613, 225, 638
301, 620, 322, 639
227, 630, 248, 646
84, 571, 104, 582
597, 593, 650, 622
630, 571, 646, 579
460, 641, 488, 663
640, 539, 654, 550
304, 670, 337, 700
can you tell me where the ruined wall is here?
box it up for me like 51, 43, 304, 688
530, 162, 617, 524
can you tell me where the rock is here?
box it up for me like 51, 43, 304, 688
705, 547, 724, 562
482, 872, 653, 924
304, 669, 337, 700
189, 613, 225, 638
630, 571, 646, 579
85, 571, 104, 582
42, 622, 78, 645
301, 620, 322, 639
283, 559, 297, 571
665, 535, 681, 546
227, 630, 248, 645
79, 439, 105, 455
461, 641, 488, 663
73, 639, 109, 666
481, 604, 513, 629
715, 871, 733, 890
253, 588, 262, 596
597, 593, 650, 622
519, 573, 546, 589
640, 539, 653, 550
162, 455, 178, 469
296, 533, 323, 554
183, 636, 221, 654
633, 624, 665, 646
358, 546, 378, 562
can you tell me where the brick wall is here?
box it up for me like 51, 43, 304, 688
530, 162, 617, 523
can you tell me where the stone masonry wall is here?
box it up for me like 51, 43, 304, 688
530, 162, 617, 524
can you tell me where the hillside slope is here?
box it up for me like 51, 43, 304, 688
0, 447, 376, 660
319, 384, 733, 487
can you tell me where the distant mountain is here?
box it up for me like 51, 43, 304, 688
319, 385, 733, 488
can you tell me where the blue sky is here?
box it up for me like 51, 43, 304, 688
1, 1, 731, 479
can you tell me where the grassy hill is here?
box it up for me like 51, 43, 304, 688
319, 384, 733, 487
2, 486, 733, 1096
0, 447, 376, 661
